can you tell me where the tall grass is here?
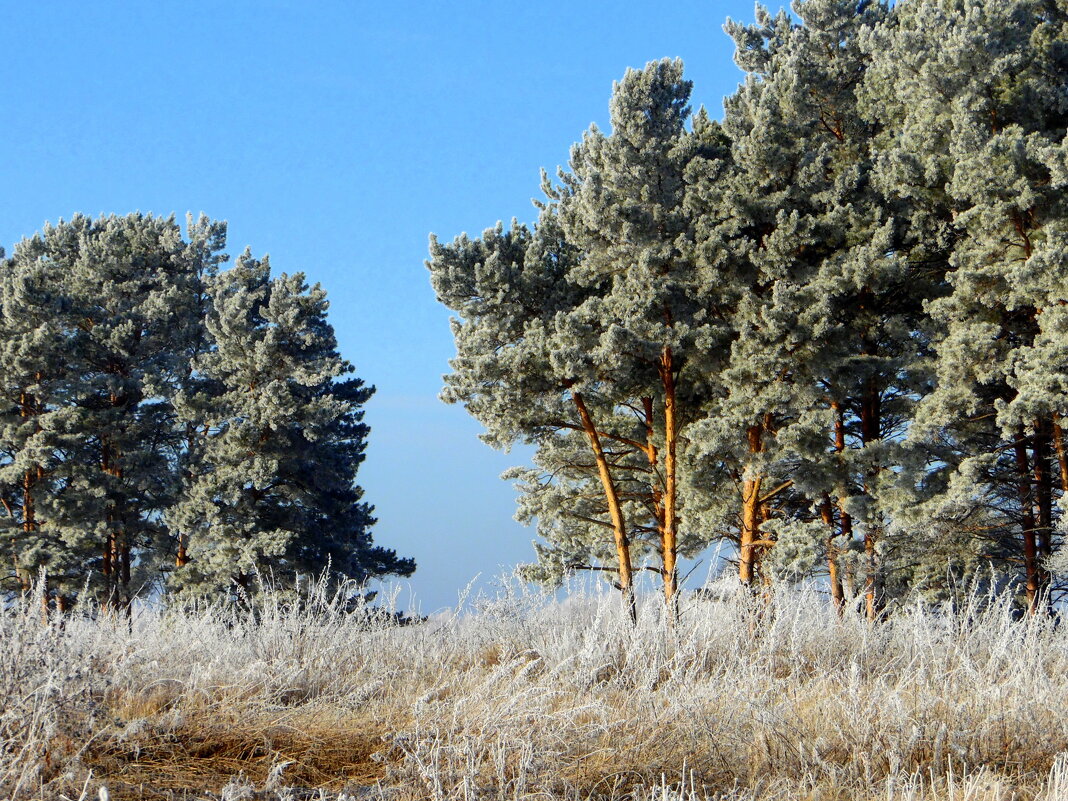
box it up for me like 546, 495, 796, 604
3, 577, 1068, 800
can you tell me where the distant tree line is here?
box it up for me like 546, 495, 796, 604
1, 213, 414, 613
429, 0, 1068, 618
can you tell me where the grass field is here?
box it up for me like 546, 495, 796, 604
3, 578, 1068, 800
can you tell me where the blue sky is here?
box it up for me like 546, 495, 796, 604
0, 0, 764, 612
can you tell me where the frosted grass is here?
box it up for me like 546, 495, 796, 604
3, 577, 1068, 800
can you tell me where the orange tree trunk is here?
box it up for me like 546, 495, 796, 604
659, 347, 679, 610
739, 424, 764, 587
572, 390, 636, 623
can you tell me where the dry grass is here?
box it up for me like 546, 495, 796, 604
3, 578, 1068, 800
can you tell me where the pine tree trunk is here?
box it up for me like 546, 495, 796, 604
20, 468, 36, 594
175, 422, 198, 568
739, 424, 764, 587
102, 531, 114, 609
1012, 431, 1042, 612
101, 427, 132, 613
1034, 419, 1053, 561
1053, 415, 1068, 494
640, 397, 669, 601
659, 346, 679, 612
17, 389, 39, 595
860, 385, 882, 621
831, 401, 854, 598
820, 493, 845, 613
572, 390, 636, 624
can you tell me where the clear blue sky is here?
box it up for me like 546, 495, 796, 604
0, 0, 765, 613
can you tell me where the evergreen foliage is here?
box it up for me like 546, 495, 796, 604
0, 214, 410, 609
168, 251, 413, 600
431, 0, 1068, 618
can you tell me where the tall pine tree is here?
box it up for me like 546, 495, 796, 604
168, 251, 413, 600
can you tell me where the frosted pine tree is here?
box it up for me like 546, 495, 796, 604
686, 1, 924, 616
863, 0, 1068, 610
168, 251, 412, 600
4, 214, 217, 609
170, 215, 229, 569
551, 59, 733, 607
429, 213, 649, 619
0, 247, 82, 607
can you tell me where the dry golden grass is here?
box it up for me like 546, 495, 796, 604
4, 579, 1068, 800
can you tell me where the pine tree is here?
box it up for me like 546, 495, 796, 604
171, 215, 229, 569
862, 0, 1068, 611
168, 251, 412, 600
0, 247, 80, 608
549, 59, 733, 608
430, 209, 654, 619
0, 214, 219, 609
683, 0, 940, 620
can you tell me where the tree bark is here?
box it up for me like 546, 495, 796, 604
1013, 431, 1042, 613
739, 423, 764, 587
820, 493, 845, 613
640, 397, 671, 604
831, 400, 854, 585
572, 390, 636, 623
19, 469, 35, 594
860, 385, 882, 621
1053, 415, 1068, 494
659, 347, 679, 611
101, 432, 130, 612
16, 389, 40, 594
1034, 419, 1053, 560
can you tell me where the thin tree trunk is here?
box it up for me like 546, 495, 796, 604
1013, 431, 1042, 613
572, 390, 636, 623
101, 432, 129, 611
831, 401, 854, 597
175, 421, 199, 568
19, 469, 35, 595
820, 493, 845, 613
17, 389, 39, 595
1053, 414, 1068, 494
1034, 419, 1053, 560
120, 534, 132, 614
659, 347, 679, 612
739, 424, 764, 587
102, 531, 115, 609
24, 464, 44, 622
640, 396, 670, 602
860, 385, 882, 621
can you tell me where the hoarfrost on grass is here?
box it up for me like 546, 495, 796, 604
4, 576, 1068, 800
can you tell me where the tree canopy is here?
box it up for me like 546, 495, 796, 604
430, 0, 1068, 619
0, 213, 413, 611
